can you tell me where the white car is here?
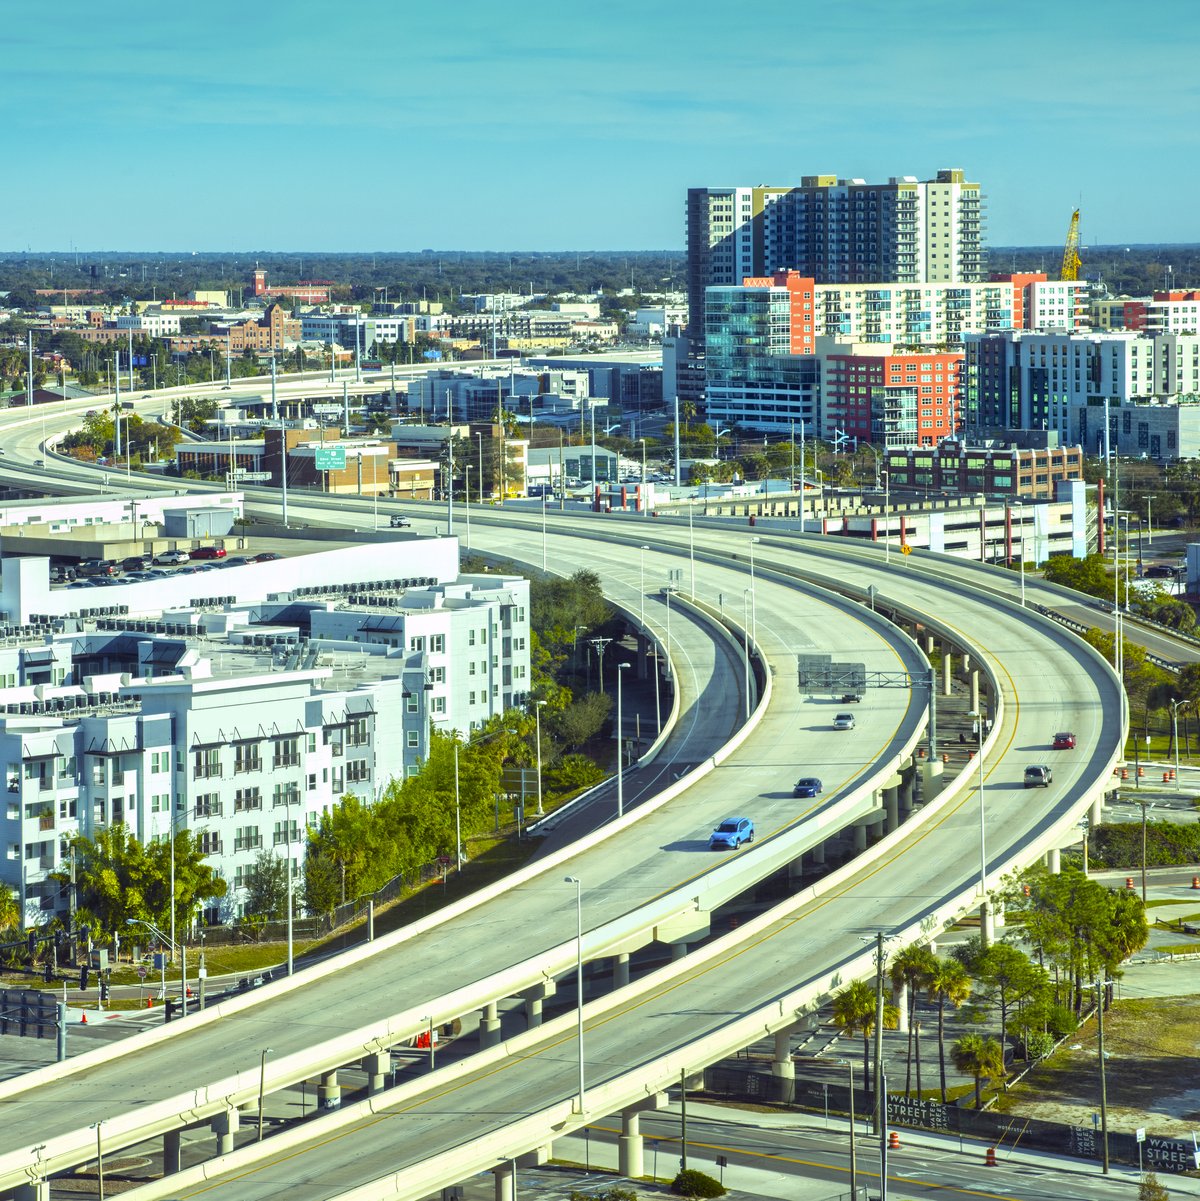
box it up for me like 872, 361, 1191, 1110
833, 713, 856, 731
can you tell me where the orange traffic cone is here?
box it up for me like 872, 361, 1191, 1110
80, 1011, 87, 1025
888, 1131, 901, 1150
985, 1147, 997, 1166
146, 995, 153, 1008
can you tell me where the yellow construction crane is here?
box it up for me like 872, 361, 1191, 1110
1061, 208, 1082, 281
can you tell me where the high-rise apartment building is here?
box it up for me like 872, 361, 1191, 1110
686, 169, 985, 358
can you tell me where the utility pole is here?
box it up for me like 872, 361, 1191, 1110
873, 931, 886, 1135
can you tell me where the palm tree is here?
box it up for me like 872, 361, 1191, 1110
831, 979, 899, 1107
950, 1034, 1006, 1108
928, 957, 972, 1103
0, 886, 19, 934
890, 944, 936, 1096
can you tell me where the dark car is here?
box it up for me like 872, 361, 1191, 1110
793, 777, 823, 798
251, 551, 282, 563
1144, 564, 1174, 579
189, 546, 227, 561
78, 559, 119, 578
1024, 764, 1053, 788
121, 555, 152, 572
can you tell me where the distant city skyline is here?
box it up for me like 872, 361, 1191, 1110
5, 0, 1190, 253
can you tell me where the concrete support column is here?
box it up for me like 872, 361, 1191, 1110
619, 1109, 644, 1177
524, 989, 544, 1028
853, 823, 868, 852
163, 1129, 182, 1175
317, 1070, 339, 1110
898, 770, 915, 815
894, 983, 910, 1033
970, 670, 980, 716
1089, 797, 1103, 826
810, 841, 826, 866
943, 652, 953, 697
981, 900, 995, 948
479, 1001, 501, 1049
13, 1183, 49, 1201
922, 759, 944, 801
771, 1029, 795, 1079
362, 1051, 389, 1096
212, 1108, 239, 1157
883, 785, 899, 833
962, 651, 972, 674
1046, 847, 1061, 874
612, 952, 630, 990
493, 1161, 514, 1201
925, 633, 936, 654
670, 941, 689, 962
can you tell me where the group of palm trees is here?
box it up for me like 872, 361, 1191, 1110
830, 944, 1003, 1110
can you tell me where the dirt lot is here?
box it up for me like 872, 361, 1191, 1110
996, 996, 1200, 1136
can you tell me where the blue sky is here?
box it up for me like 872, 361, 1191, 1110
5, 0, 1194, 251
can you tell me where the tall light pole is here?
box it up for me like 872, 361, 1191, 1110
463, 465, 472, 551
639, 545, 649, 626
93, 1123, 104, 1201
541, 490, 548, 572
1170, 697, 1188, 792
742, 589, 751, 720
883, 469, 890, 564
1093, 979, 1111, 1174
688, 506, 696, 599
257, 1047, 274, 1141
564, 875, 585, 1114
638, 436, 647, 506
453, 742, 464, 866
616, 663, 630, 818
749, 535, 761, 645
590, 637, 611, 695
533, 700, 547, 816
968, 710, 986, 901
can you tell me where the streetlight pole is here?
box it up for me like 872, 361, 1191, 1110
533, 700, 546, 817
638, 436, 647, 508
453, 742, 463, 866
590, 637, 611, 695
1171, 697, 1187, 792
639, 545, 649, 626
564, 875, 585, 1114
969, 709, 986, 901
257, 1047, 274, 1141
616, 663, 630, 818
94, 1123, 104, 1201
742, 589, 751, 721
541, 490, 547, 573
749, 535, 761, 645
1094, 979, 1111, 1175
883, 469, 890, 564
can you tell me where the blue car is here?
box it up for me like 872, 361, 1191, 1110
793, 777, 823, 798
709, 816, 754, 850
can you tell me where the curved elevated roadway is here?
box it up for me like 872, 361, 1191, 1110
0, 391, 1125, 1200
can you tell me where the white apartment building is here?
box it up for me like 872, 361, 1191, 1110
0, 563, 532, 925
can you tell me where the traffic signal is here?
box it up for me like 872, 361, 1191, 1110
79, 965, 89, 991
43, 960, 52, 983
26, 932, 36, 955
99, 979, 110, 1004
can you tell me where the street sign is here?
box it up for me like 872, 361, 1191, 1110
901, 544, 912, 555
234, 471, 271, 482
136, 965, 147, 980
1136, 1128, 1146, 1143
312, 404, 341, 416
314, 445, 346, 471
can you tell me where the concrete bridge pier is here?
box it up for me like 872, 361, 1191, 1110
163, 1129, 182, 1174
212, 1107, 239, 1157
523, 981, 555, 1029
922, 758, 944, 801
493, 1161, 515, 1201
943, 653, 953, 697
882, 780, 900, 833
479, 1000, 501, 1049
809, 840, 826, 867
980, 900, 995, 948
1089, 796, 1104, 826
318, 1070, 340, 1110
898, 767, 915, 816
13, 1183, 49, 1201
970, 669, 980, 715
612, 952, 631, 990
619, 1092, 667, 1177
1045, 847, 1061, 874
362, 1051, 389, 1095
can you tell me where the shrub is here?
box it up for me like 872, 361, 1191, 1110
1022, 1031, 1054, 1060
671, 1169, 726, 1198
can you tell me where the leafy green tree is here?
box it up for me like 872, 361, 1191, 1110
1042, 553, 1114, 599
927, 957, 972, 1102
950, 1034, 1006, 1108
969, 943, 1049, 1054
0, 886, 19, 933
244, 851, 289, 920
831, 979, 899, 1102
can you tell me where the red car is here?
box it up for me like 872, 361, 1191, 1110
189, 546, 227, 561
1052, 732, 1077, 750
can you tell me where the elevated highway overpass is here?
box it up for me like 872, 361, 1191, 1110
0, 385, 1127, 1201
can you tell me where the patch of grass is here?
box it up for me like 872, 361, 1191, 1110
1153, 943, 1200, 955
1145, 899, 1199, 909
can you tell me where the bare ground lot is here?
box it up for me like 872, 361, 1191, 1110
996, 996, 1200, 1136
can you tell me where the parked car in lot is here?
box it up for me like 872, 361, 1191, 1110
189, 546, 227, 560
1024, 764, 1053, 788
78, 559, 119, 578
709, 816, 754, 850
1052, 732, 1077, 750
153, 550, 190, 566
250, 551, 282, 562
1144, 564, 1174, 579
793, 777, 823, 798
833, 712, 856, 731
389, 515, 412, 528
122, 555, 152, 572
